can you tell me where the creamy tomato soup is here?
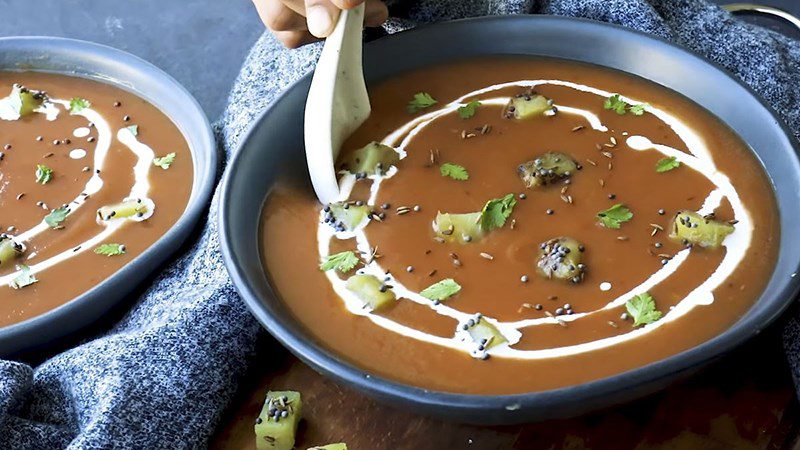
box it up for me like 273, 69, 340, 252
261, 58, 778, 394
0, 72, 193, 326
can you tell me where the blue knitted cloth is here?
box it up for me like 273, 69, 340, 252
0, 1, 798, 448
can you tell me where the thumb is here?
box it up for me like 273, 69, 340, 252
304, 0, 341, 38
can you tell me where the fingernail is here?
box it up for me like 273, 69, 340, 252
307, 6, 334, 38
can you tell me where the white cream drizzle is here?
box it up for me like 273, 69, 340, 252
318, 80, 754, 361
72, 127, 91, 138
1, 100, 156, 287
69, 149, 87, 159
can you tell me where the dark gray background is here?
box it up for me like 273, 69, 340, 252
0, 0, 798, 121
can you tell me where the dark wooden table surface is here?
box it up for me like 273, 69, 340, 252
210, 326, 800, 450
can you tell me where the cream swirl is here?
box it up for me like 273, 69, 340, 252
318, 80, 753, 361
1, 100, 156, 287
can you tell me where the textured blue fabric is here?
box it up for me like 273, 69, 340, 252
0, 0, 798, 448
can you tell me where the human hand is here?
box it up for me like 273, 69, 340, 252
252, 0, 389, 48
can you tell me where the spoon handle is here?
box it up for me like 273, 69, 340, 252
304, 4, 370, 205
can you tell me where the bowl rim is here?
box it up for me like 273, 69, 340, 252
0, 36, 217, 355
220, 15, 800, 418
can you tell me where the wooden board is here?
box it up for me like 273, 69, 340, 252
211, 328, 800, 450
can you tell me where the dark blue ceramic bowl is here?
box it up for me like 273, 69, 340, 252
220, 16, 800, 423
0, 37, 217, 356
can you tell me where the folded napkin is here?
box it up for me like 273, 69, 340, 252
0, 0, 798, 448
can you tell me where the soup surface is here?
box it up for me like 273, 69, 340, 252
261, 58, 778, 394
0, 72, 193, 326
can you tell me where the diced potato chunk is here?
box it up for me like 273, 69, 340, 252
325, 202, 371, 232
7, 84, 46, 116
504, 93, 554, 119
518, 152, 577, 188
0, 235, 24, 267
462, 315, 507, 350
341, 142, 400, 177
537, 237, 586, 284
307, 444, 348, 450
433, 212, 483, 244
96, 198, 154, 222
345, 274, 396, 311
255, 391, 303, 450
669, 211, 735, 248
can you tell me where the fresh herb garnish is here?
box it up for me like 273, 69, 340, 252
420, 278, 461, 301
126, 125, 139, 136
152, 152, 176, 170
44, 207, 69, 229
480, 194, 517, 231
628, 103, 649, 116
457, 100, 481, 119
69, 97, 91, 114
440, 162, 469, 181
35, 164, 52, 184
407, 92, 437, 113
603, 94, 647, 116
94, 243, 126, 257
603, 94, 628, 115
319, 251, 360, 273
655, 156, 680, 173
9, 265, 37, 289
596, 204, 633, 229
625, 292, 663, 327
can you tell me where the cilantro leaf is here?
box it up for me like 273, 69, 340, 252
655, 156, 680, 173
457, 100, 481, 119
596, 203, 633, 229
628, 103, 649, 116
407, 92, 437, 113
420, 278, 461, 301
603, 94, 647, 116
625, 292, 663, 327
94, 243, 126, 257
440, 162, 469, 181
9, 265, 37, 289
69, 97, 91, 114
44, 207, 69, 229
126, 125, 139, 136
319, 251, 360, 273
480, 194, 517, 231
35, 164, 52, 184
153, 152, 176, 170
603, 94, 628, 115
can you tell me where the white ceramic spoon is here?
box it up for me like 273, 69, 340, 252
304, 3, 370, 205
